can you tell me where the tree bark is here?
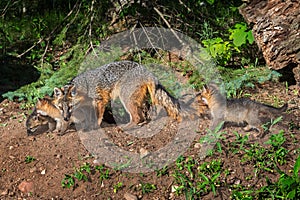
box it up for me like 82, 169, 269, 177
239, 0, 300, 84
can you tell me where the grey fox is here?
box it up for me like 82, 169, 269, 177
53, 61, 182, 128
27, 97, 69, 133
201, 84, 287, 135
26, 95, 97, 135
26, 109, 56, 135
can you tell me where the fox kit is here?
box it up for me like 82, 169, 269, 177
201, 84, 287, 135
54, 61, 182, 128
53, 87, 98, 131
35, 97, 69, 133
26, 109, 56, 135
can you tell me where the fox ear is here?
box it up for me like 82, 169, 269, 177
203, 84, 208, 92
37, 98, 42, 102
53, 87, 63, 98
36, 98, 42, 106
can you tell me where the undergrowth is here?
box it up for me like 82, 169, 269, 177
1, 0, 280, 107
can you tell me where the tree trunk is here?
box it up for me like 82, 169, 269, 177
239, 0, 300, 85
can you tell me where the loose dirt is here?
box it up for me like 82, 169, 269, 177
0, 81, 299, 199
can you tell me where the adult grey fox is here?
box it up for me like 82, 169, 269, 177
201, 84, 287, 135
53, 61, 182, 128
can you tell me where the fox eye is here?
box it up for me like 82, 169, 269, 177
70, 86, 77, 97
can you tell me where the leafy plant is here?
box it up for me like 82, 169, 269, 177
61, 174, 75, 188
25, 156, 36, 163
262, 116, 283, 132
228, 22, 254, 47
257, 155, 300, 199
155, 165, 169, 177
95, 165, 110, 183
172, 157, 223, 198
61, 163, 91, 188
140, 182, 156, 194
203, 37, 232, 66
113, 182, 123, 193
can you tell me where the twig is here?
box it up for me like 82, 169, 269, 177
41, 40, 50, 64
87, 0, 97, 56
17, 0, 81, 58
17, 38, 43, 58
1, 0, 12, 17
153, 7, 184, 45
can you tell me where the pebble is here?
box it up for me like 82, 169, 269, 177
18, 181, 34, 193
41, 169, 46, 175
124, 192, 138, 200
194, 143, 202, 149
29, 167, 37, 173
139, 148, 149, 158
56, 154, 62, 159
171, 185, 179, 193
1, 189, 9, 195
93, 159, 100, 165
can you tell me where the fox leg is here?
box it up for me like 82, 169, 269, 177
48, 121, 56, 132
95, 88, 111, 126
244, 117, 264, 138
119, 84, 148, 127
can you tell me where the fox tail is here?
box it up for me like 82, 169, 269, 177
260, 103, 288, 114
146, 82, 182, 121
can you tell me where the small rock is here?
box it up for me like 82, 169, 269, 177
29, 167, 37, 173
56, 154, 62, 159
169, 192, 175, 199
139, 148, 149, 158
234, 179, 241, 185
41, 169, 46, 175
9, 146, 13, 150
18, 181, 34, 194
194, 143, 202, 149
28, 137, 36, 141
8, 191, 14, 196
1, 189, 9, 195
124, 192, 138, 200
93, 159, 100, 165
171, 185, 179, 193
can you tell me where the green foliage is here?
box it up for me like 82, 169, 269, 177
229, 23, 254, 47
203, 37, 233, 66
95, 164, 110, 183
61, 163, 91, 189
257, 155, 300, 199
155, 165, 169, 177
61, 174, 75, 189
220, 66, 281, 97
140, 182, 157, 194
173, 156, 223, 198
113, 182, 123, 193
241, 131, 289, 175
262, 116, 283, 132
24, 156, 36, 164
202, 22, 254, 66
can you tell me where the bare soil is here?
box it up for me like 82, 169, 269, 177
0, 81, 299, 199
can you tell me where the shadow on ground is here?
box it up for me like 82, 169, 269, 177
0, 56, 40, 101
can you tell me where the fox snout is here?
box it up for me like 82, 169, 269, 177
63, 112, 71, 121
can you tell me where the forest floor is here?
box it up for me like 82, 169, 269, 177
0, 81, 299, 200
